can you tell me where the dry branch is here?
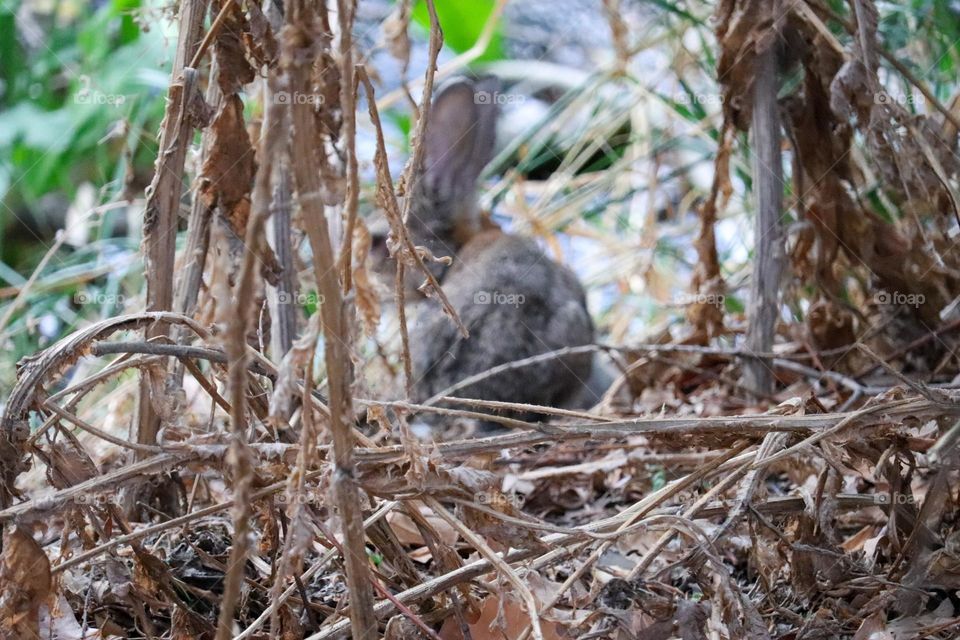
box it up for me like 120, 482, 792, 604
283, 0, 377, 635
137, 0, 209, 454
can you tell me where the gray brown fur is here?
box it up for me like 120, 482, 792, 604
404, 77, 595, 421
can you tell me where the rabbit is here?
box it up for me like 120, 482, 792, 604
398, 77, 597, 424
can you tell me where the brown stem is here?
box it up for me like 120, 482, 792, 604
283, 1, 378, 636
214, 28, 284, 640
336, 0, 360, 290
136, 0, 208, 457
743, 36, 784, 396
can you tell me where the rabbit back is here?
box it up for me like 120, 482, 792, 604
411, 230, 595, 416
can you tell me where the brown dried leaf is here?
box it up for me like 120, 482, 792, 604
830, 58, 874, 123
853, 612, 892, 640
185, 78, 214, 129
391, 507, 459, 548
199, 94, 257, 238
244, 0, 279, 68
806, 299, 856, 365
714, 0, 777, 130
43, 438, 98, 489
212, 0, 256, 94
313, 52, 342, 140
0, 526, 52, 639
439, 593, 564, 640
171, 605, 210, 640
636, 599, 708, 640
279, 603, 303, 639
353, 219, 382, 336
365, 405, 392, 434
461, 495, 546, 554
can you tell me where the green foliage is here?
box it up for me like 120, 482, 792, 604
0, 0, 170, 386
0, 0, 169, 227
723, 295, 745, 315
411, 0, 503, 62
878, 1, 960, 101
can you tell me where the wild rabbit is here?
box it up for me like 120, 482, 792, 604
401, 77, 597, 422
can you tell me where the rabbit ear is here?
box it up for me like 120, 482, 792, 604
422, 76, 499, 204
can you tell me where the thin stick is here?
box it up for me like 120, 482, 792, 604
395, 0, 470, 338
742, 28, 784, 395
336, 0, 360, 289
42, 401, 162, 455
188, 0, 237, 70
357, 67, 415, 395
136, 0, 207, 454
0, 230, 68, 338
213, 20, 282, 636
374, 0, 508, 111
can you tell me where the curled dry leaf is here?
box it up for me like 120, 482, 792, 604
171, 605, 209, 640
714, 0, 777, 131
686, 123, 733, 343
42, 438, 99, 489
184, 79, 214, 129
244, 0, 279, 68
365, 405, 392, 434
360, 458, 499, 502
461, 495, 547, 554
387, 509, 459, 548
780, 10, 956, 330
211, 0, 257, 94
199, 94, 257, 239
268, 314, 321, 426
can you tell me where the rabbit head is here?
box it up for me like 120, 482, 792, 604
371, 76, 500, 292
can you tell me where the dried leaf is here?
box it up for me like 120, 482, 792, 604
714, 0, 776, 130
439, 593, 564, 640
244, 0, 279, 68
212, 0, 257, 94
0, 526, 52, 639
353, 219, 382, 336
199, 94, 257, 238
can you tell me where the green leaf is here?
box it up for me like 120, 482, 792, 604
0, 103, 76, 150
650, 466, 667, 491
411, 0, 503, 62
723, 295, 745, 315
